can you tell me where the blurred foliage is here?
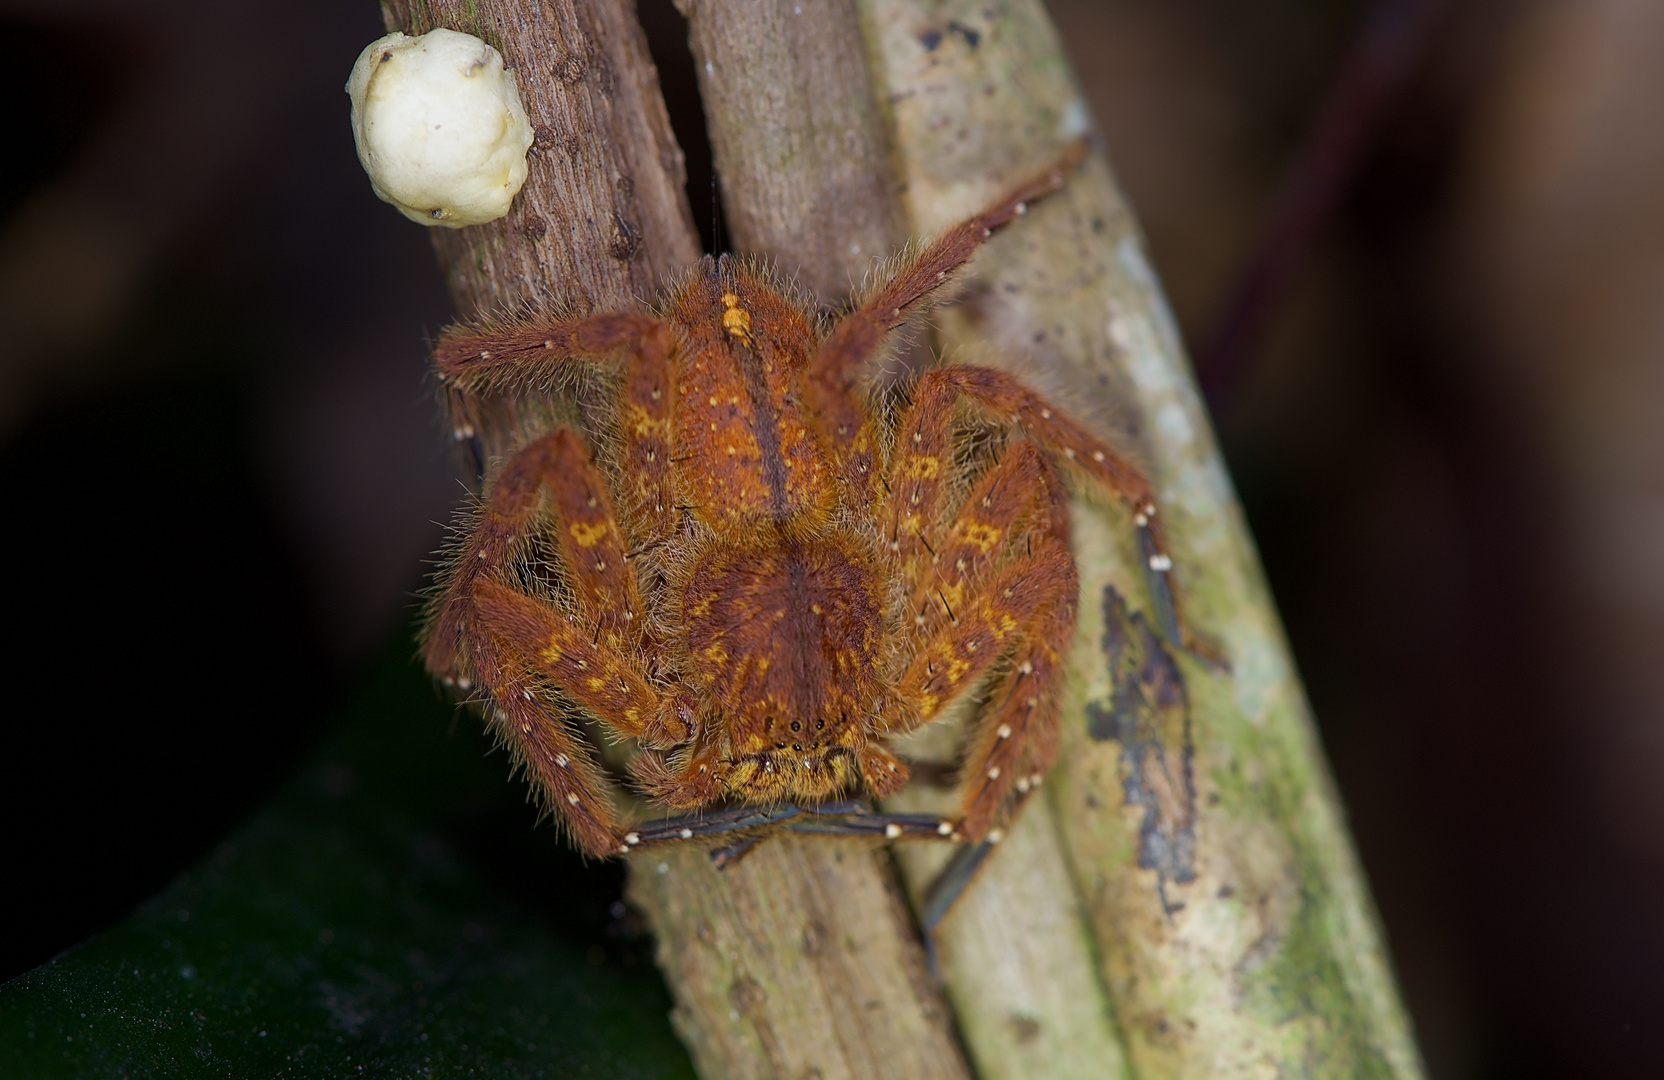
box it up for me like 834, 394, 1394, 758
0, 639, 695, 1079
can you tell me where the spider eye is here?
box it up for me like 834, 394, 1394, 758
815, 719, 825, 730
789, 720, 801, 732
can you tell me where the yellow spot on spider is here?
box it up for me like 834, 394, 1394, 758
720, 291, 753, 344
903, 455, 940, 480
569, 521, 609, 548
961, 522, 1002, 552
704, 643, 729, 664
586, 677, 604, 691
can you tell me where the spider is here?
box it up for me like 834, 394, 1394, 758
420, 139, 1197, 862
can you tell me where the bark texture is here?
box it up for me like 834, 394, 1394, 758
675, 0, 906, 300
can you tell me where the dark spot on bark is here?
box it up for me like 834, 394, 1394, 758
1085, 584, 1197, 914
518, 217, 548, 240
593, 53, 616, 97
800, 919, 827, 956
608, 211, 642, 261
616, 173, 635, 198
530, 123, 557, 151
1217, 884, 1235, 899
560, 134, 583, 159
947, 20, 980, 48
729, 974, 766, 1012
1010, 1014, 1041, 1044
919, 28, 944, 51
555, 52, 587, 83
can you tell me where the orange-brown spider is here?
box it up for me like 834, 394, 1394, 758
420, 140, 1193, 860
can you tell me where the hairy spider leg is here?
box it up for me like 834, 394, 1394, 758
904, 364, 1208, 657
434, 312, 681, 557
802, 139, 1090, 508
426, 429, 680, 857
879, 386, 1082, 838
465, 620, 631, 857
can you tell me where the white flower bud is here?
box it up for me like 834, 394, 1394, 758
346, 28, 534, 228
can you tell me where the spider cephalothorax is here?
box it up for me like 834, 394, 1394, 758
421, 140, 1194, 858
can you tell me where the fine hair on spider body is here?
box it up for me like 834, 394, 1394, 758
421, 138, 1199, 862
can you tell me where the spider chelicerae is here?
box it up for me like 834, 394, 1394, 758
420, 139, 1196, 865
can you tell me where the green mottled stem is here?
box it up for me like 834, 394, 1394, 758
859, 0, 1427, 1076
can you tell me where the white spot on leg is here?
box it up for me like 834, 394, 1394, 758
885, 823, 902, 839
987, 765, 1001, 779
1149, 554, 1173, 572
555, 754, 570, 768
566, 793, 580, 805
937, 821, 953, 836
679, 827, 694, 839
1018, 660, 1033, 675
625, 832, 641, 845
996, 724, 1012, 739
987, 828, 1005, 844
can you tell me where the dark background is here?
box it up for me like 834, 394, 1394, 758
2, 0, 1660, 1076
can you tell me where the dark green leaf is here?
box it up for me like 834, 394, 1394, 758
0, 643, 695, 1080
